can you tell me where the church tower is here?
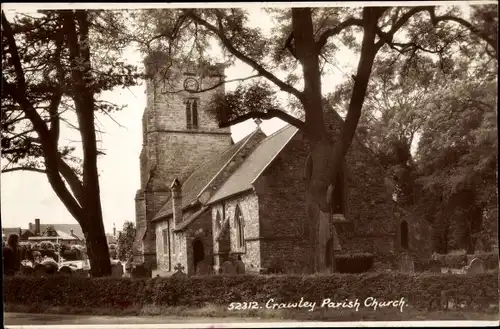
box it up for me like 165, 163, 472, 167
134, 52, 232, 267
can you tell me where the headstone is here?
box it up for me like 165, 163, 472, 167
195, 260, 212, 276
172, 263, 188, 279
428, 260, 441, 273
59, 266, 72, 276
398, 253, 415, 273
221, 261, 236, 275
73, 269, 88, 278
235, 260, 246, 274
20, 265, 34, 276
34, 264, 47, 277
467, 258, 485, 274
111, 262, 124, 278
131, 264, 152, 278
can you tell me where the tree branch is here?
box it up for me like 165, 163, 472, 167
184, 10, 304, 101
163, 74, 261, 94
316, 17, 364, 52
1, 14, 84, 221
427, 7, 497, 55
218, 109, 306, 130
374, 7, 432, 49
57, 157, 84, 206
1, 167, 47, 174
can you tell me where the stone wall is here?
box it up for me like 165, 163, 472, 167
211, 193, 261, 272
156, 208, 214, 274
135, 61, 232, 267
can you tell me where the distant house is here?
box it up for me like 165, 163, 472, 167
26, 219, 84, 246
2, 227, 22, 241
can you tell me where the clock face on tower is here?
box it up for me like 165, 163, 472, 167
183, 77, 200, 92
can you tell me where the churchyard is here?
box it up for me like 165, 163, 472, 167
4, 247, 499, 321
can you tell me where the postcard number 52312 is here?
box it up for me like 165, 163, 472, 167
227, 302, 260, 310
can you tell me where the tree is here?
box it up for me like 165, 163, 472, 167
133, 5, 496, 272
117, 221, 136, 262
329, 7, 497, 254
1, 9, 141, 276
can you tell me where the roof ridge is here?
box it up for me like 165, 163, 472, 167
196, 127, 262, 199
178, 129, 254, 186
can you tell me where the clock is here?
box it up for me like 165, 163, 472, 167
183, 77, 200, 92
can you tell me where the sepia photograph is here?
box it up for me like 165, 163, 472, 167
1, 1, 498, 328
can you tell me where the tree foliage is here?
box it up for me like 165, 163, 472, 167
132, 4, 497, 271
1, 9, 141, 276
117, 221, 136, 262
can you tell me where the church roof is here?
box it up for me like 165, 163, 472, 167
173, 206, 210, 232
208, 124, 299, 204
153, 129, 263, 221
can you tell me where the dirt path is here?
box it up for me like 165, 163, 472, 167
4, 312, 289, 327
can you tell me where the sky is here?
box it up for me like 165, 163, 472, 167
0, 2, 481, 234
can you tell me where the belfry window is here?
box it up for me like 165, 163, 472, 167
185, 98, 199, 129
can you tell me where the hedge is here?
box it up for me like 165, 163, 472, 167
4, 273, 497, 313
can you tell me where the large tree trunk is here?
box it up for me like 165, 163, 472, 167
293, 7, 383, 273
64, 10, 112, 276
83, 214, 112, 277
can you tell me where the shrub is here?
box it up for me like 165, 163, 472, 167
335, 253, 374, 273
4, 273, 497, 313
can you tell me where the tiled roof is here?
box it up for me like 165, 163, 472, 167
153, 129, 262, 221
173, 207, 210, 232
208, 124, 299, 204
38, 224, 84, 240
28, 230, 79, 241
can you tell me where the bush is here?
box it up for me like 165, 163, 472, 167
335, 253, 374, 273
4, 273, 497, 313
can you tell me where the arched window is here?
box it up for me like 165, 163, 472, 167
185, 99, 199, 129
215, 211, 222, 233
235, 205, 245, 249
401, 220, 409, 249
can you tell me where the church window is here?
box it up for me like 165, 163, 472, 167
235, 205, 245, 249
185, 98, 199, 129
331, 163, 347, 220
162, 228, 169, 254
215, 211, 222, 233
401, 220, 409, 249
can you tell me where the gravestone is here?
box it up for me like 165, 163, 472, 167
195, 260, 212, 276
59, 266, 72, 276
467, 258, 485, 274
398, 253, 415, 273
235, 260, 246, 274
131, 264, 152, 278
34, 264, 47, 277
20, 265, 34, 276
73, 269, 88, 278
428, 260, 441, 273
221, 261, 236, 275
172, 263, 188, 279
111, 262, 124, 278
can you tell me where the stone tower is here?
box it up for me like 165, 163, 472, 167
134, 53, 232, 267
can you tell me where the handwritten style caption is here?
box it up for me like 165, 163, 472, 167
228, 297, 407, 313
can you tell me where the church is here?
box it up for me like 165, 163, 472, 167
134, 54, 419, 275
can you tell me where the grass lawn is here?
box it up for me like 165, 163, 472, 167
5, 303, 499, 321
